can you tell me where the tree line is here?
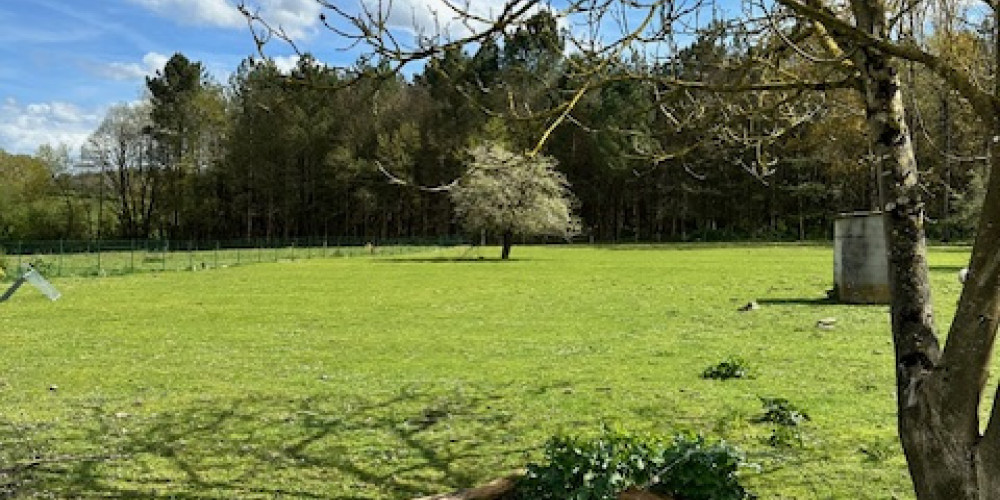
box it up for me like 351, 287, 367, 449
0, 11, 989, 243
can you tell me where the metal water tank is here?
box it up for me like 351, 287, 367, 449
834, 212, 890, 304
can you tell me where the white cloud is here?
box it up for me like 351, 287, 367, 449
366, 0, 536, 39
0, 98, 102, 155
130, 0, 322, 39
98, 52, 171, 81
256, 0, 324, 39
129, 0, 245, 28
271, 54, 300, 73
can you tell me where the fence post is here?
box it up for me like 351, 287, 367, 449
130, 239, 136, 273
215, 241, 220, 269
17, 241, 22, 270
162, 240, 168, 272
188, 240, 194, 270
58, 240, 64, 277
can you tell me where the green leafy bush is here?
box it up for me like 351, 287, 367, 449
756, 397, 811, 448
757, 397, 810, 427
765, 425, 804, 448
517, 429, 753, 500
701, 357, 752, 380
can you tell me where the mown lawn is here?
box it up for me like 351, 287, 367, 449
0, 244, 973, 498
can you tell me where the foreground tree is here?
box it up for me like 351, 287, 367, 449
450, 143, 580, 259
770, 0, 1000, 495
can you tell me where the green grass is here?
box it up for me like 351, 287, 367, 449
0, 243, 448, 279
0, 244, 973, 498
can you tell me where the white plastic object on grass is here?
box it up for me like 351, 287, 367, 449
22, 267, 61, 301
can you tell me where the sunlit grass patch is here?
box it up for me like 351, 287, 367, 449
0, 244, 970, 498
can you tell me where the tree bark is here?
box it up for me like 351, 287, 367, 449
846, 0, 1000, 496
500, 229, 513, 260
770, 0, 1000, 495
889, 117, 1000, 500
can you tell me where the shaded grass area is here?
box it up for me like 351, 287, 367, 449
2, 388, 529, 498
0, 245, 973, 498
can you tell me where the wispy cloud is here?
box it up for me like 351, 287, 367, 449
33, 0, 157, 51
128, 0, 245, 28
0, 98, 101, 155
97, 52, 171, 81
129, 0, 323, 39
0, 25, 101, 45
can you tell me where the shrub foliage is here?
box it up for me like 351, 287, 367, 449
517, 429, 753, 500
701, 356, 752, 380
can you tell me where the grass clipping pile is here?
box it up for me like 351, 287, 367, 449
416, 431, 753, 500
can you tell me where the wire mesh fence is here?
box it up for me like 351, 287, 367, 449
0, 237, 468, 281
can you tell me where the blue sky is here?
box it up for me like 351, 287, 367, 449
0, 0, 529, 157
0, 0, 680, 157
0, 0, 360, 156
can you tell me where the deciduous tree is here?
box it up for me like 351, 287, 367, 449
450, 143, 580, 259
85, 102, 159, 239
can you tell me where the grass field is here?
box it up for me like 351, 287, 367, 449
0, 241, 450, 279
0, 244, 973, 499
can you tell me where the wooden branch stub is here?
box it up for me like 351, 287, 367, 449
412, 471, 675, 500
412, 471, 524, 500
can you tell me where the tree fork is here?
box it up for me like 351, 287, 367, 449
855, 20, 1000, 500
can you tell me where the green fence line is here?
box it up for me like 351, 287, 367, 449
0, 237, 468, 281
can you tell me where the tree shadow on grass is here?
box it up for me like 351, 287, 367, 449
756, 297, 838, 306
929, 264, 966, 273
1, 387, 532, 499
757, 296, 894, 309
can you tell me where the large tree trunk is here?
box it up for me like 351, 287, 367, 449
892, 118, 1000, 500
773, 0, 1000, 495
849, 1, 1000, 497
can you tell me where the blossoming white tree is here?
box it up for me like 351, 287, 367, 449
450, 143, 581, 259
